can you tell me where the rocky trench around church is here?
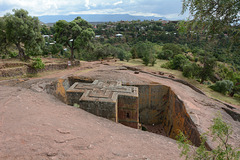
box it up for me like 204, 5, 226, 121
45, 76, 210, 149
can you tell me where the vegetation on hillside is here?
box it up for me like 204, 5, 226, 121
0, 7, 239, 103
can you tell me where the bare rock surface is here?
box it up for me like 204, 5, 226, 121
79, 62, 240, 149
0, 85, 182, 160
0, 60, 240, 159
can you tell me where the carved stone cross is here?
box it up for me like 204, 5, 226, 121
66, 80, 139, 128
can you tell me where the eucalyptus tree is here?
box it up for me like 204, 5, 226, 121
54, 17, 94, 60
4, 9, 43, 60
182, 0, 240, 37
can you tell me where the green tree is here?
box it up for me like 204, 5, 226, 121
158, 49, 174, 60
117, 48, 125, 61
162, 43, 182, 58
183, 63, 200, 78
4, 9, 44, 60
41, 24, 50, 35
169, 54, 190, 70
177, 114, 240, 160
182, 0, 240, 38
54, 17, 94, 60
125, 52, 132, 62
50, 43, 63, 56
226, 72, 240, 97
0, 17, 7, 56
198, 53, 216, 84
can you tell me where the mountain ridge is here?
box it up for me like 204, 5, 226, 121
38, 14, 167, 23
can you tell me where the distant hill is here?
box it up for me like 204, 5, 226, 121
38, 14, 167, 23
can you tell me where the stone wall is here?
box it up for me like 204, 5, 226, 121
118, 94, 139, 129
0, 61, 80, 77
133, 84, 169, 125
0, 66, 28, 77
134, 84, 209, 148
45, 78, 70, 103
162, 89, 205, 148
79, 100, 117, 122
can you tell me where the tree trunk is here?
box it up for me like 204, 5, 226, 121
70, 48, 74, 61
16, 43, 29, 61
229, 87, 236, 97
200, 77, 205, 84
229, 91, 235, 97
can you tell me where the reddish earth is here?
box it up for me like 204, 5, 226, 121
0, 60, 239, 159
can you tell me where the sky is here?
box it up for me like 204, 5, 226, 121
0, 0, 189, 20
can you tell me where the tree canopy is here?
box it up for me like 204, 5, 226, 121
0, 18, 7, 55
182, 0, 240, 36
4, 9, 43, 60
54, 17, 94, 60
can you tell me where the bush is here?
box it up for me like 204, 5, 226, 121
9, 51, 18, 58
125, 51, 132, 62
158, 49, 173, 60
1, 55, 6, 59
183, 63, 199, 78
142, 54, 150, 66
151, 54, 157, 66
177, 114, 240, 160
117, 49, 125, 61
31, 58, 45, 70
210, 80, 234, 94
162, 43, 182, 57
161, 61, 171, 69
170, 54, 190, 70
132, 41, 157, 66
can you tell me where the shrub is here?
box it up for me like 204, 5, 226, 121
162, 43, 182, 56
161, 61, 171, 69
177, 114, 240, 160
142, 54, 150, 66
158, 49, 173, 60
9, 51, 18, 58
210, 80, 234, 94
125, 51, 132, 62
117, 49, 125, 61
31, 58, 45, 70
151, 54, 157, 66
1, 55, 6, 59
170, 54, 190, 70
183, 63, 199, 78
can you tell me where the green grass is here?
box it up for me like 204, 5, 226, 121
118, 58, 240, 106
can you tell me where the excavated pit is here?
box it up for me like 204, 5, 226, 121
46, 76, 210, 149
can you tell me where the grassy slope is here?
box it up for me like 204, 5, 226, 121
118, 59, 240, 106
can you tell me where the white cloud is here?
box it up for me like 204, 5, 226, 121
113, 1, 123, 6
0, 0, 187, 20
129, 0, 135, 3
85, 0, 90, 9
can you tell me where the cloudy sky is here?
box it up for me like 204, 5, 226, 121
0, 0, 188, 20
